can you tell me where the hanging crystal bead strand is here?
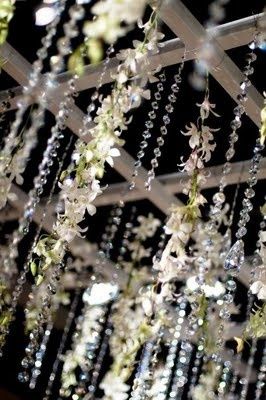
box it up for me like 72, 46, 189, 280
29, 318, 53, 390
239, 339, 258, 399
187, 337, 205, 398
155, 299, 187, 400
224, 138, 265, 275
255, 343, 266, 400
145, 56, 185, 191
129, 71, 166, 190
12, 1, 87, 187
42, 291, 80, 399
19, 262, 65, 383
79, 44, 115, 137
207, 41, 258, 235
217, 360, 232, 398
0, 0, 67, 164
128, 340, 156, 400
83, 317, 113, 399
168, 341, 193, 400
0, 125, 74, 355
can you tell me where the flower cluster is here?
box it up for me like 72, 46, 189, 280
30, 11, 163, 287
153, 90, 219, 297
0, 0, 15, 45
60, 304, 106, 397
25, 276, 70, 333
191, 361, 219, 400
100, 214, 161, 400
68, 0, 149, 74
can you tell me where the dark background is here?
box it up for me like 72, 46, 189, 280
0, 0, 265, 399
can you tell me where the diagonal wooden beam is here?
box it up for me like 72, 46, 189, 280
159, 1, 264, 127
0, 42, 180, 213
0, 13, 264, 111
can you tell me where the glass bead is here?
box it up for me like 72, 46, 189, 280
242, 198, 253, 211
145, 121, 153, 129
226, 279, 237, 291
157, 137, 164, 146
165, 104, 174, 113
148, 111, 156, 119
219, 308, 231, 320
69, 4, 85, 20
160, 126, 167, 135
163, 115, 170, 125
230, 119, 241, 130
247, 176, 257, 186
168, 94, 176, 103
236, 226, 247, 238
151, 101, 158, 110
155, 93, 161, 100
224, 240, 244, 275
233, 105, 245, 116
245, 188, 255, 198
171, 83, 179, 93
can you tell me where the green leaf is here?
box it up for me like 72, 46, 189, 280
36, 274, 44, 286
30, 261, 37, 276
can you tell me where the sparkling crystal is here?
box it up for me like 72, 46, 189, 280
212, 192, 225, 204
245, 188, 255, 198
224, 240, 244, 275
242, 198, 253, 211
230, 119, 241, 130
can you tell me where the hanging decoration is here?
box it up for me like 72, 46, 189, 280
0, 1, 265, 399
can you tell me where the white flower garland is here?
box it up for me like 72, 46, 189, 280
31, 9, 164, 285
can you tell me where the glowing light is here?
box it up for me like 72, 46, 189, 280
35, 6, 57, 26
83, 282, 119, 305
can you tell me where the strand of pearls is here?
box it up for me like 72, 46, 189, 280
145, 56, 185, 191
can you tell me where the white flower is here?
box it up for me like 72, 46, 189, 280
133, 213, 160, 240
186, 276, 225, 298
250, 280, 266, 300
100, 372, 130, 400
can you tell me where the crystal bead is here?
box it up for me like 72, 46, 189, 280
245, 188, 255, 198
157, 83, 164, 91
168, 94, 176, 103
212, 192, 225, 205
163, 115, 170, 125
233, 105, 245, 116
148, 111, 156, 119
165, 104, 174, 113
151, 101, 158, 110
225, 148, 235, 160
18, 372, 29, 383
57, 37, 71, 56
155, 93, 161, 100
246, 52, 257, 62
236, 226, 247, 238
145, 121, 153, 129
224, 240, 244, 275
243, 65, 254, 76
230, 119, 241, 130
226, 279, 236, 292
247, 176, 257, 186
223, 293, 233, 304
157, 137, 164, 146
171, 83, 179, 93
160, 126, 167, 135
69, 4, 85, 20
248, 41, 256, 50
242, 198, 253, 211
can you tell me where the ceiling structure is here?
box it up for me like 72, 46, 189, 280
0, 0, 265, 399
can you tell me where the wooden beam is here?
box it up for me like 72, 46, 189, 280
159, 1, 264, 127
